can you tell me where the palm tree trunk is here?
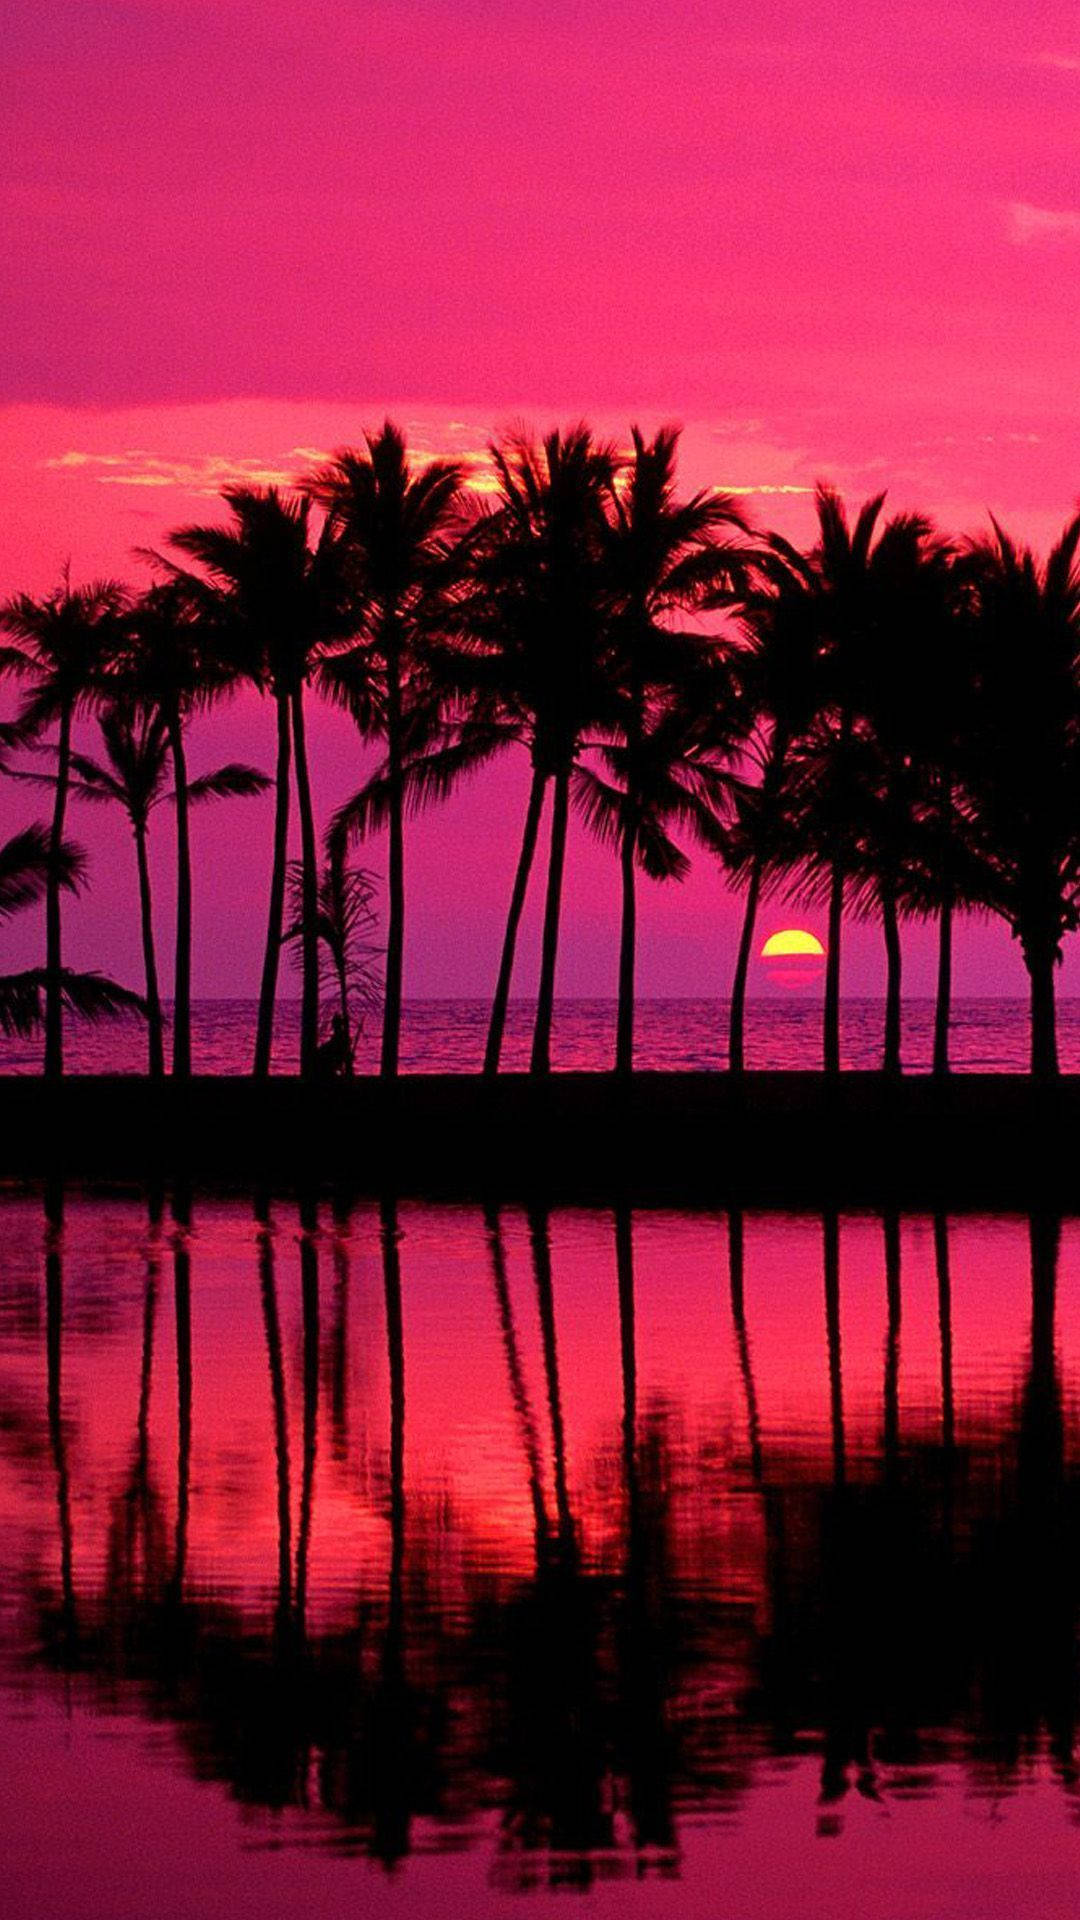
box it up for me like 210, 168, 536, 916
335, 954, 354, 1075
166, 707, 192, 1080
254, 692, 292, 1078
290, 687, 320, 1080
484, 764, 547, 1076
132, 822, 165, 1078
1026, 939, 1059, 1079
881, 884, 903, 1075
933, 894, 953, 1077
823, 859, 844, 1075
729, 854, 764, 1074
44, 701, 72, 1080
615, 810, 637, 1076
530, 763, 571, 1076
381, 635, 405, 1080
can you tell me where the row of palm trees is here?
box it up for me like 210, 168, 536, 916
2, 420, 1079, 1079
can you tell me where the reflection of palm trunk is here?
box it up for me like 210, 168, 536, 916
528, 1208, 573, 1549
614, 1206, 637, 1496
256, 1199, 292, 1635
328, 1202, 351, 1463
485, 766, 547, 1076
44, 1185, 76, 1647
728, 1210, 763, 1484
134, 821, 165, 1078
45, 703, 72, 1079
379, 1200, 406, 1616
295, 1197, 320, 1637
531, 766, 571, 1076
134, 1220, 160, 1552
291, 689, 321, 1080
170, 1193, 192, 1602
486, 1205, 548, 1549
824, 1212, 845, 1487
883, 1212, 901, 1476
374, 1197, 410, 1864
254, 691, 292, 1077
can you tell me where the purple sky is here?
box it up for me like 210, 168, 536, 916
1, 2, 1079, 998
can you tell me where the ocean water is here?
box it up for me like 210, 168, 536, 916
1, 1192, 1078, 1919
0, 995, 1068, 1073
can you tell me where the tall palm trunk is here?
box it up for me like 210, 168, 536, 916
381, 632, 406, 1080
484, 765, 547, 1076
290, 687, 320, 1079
44, 701, 72, 1080
530, 763, 571, 1076
1026, 937, 1059, 1079
881, 883, 903, 1076
254, 692, 292, 1078
615, 806, 638, 1077
933, 770, 953, 1077
823, 860, 845, 1075
134, 821, 165, 1078
729, 855, 764, 1075
166, 705, 192, 1080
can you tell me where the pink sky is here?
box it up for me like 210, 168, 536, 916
1, 2, 1079, 999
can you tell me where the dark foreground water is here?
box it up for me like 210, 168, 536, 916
2, 1191, 1080, 1918
0, 995, 1076, 1073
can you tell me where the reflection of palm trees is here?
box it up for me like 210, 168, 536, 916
255, 1196, 292, 1637
486, 1205, 549, 1551
527, 1208, 574, 1554
169, 1188, 193, 1608
327, 1197, 352, 1464
44, 1180, 76, 1656
728, 1209, 763, 1484
933, 1214, 955, 1465
295, 1195, 320, 1639
374, 1195, 410, 1864
883, 1212, 901, 1478
823, 1211, 845, 1488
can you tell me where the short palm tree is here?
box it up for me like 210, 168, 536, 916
0, 823, 145, 1040
602, 425, 753, 1072
306, 422, 465, 1079
0, 577, 128, 1075
60, 703, 267, 1075
164, 488, 352, 1078
283, 840, 381, 1072
961, 516, 1080, 1077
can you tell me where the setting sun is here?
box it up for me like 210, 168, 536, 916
760, 928, 826, 959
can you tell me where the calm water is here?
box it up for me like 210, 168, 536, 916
0, 995, 1072, 1073
3, 1190, 1080, 1917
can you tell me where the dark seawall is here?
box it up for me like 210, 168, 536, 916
1, 1071, 1078, 1208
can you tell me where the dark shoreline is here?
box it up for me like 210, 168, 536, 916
1, 1071, 1078, 1209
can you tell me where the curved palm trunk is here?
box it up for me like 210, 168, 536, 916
728, 856, 765, 1075
484, 765, 547, 1076
257, 1201, 293, 1638
381, 636, 406, 1080
528, 1206, 573, 1551
486, 1203, 548, 1550
44, 702, 72, 1080
881, 884, 903, 1076
295, 1200, 320, 1637
134, 821, 165, 1078
166, 707, 193, 1080
1026, 940, 1059, 1079
615, 810, 638, 1077
728, 1209, 763, 1484
254, 692, 292, 1078
290, 688, 320, 1080
530, 764, 571, 1076
823, 860, 845, 1075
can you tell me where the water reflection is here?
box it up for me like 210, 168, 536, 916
4, 1192, 1080, 1898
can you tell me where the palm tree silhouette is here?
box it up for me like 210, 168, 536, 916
295, 1194, 320, 1640
961, 517, 1080, 1076
44, 1181, 77, 1658
283, 840, 380, 1072
32, 701, 266, 1075
1, 577, 128, 1074
307, 424, 465, 1079
449, 427, 618, 1074
0, 823, 144, 1040
164, 489, 351, 1078
256, 1196, 293, 1640
591, 426, 751, 1072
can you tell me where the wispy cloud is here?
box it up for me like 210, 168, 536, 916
1006, 200, 1080, 243
41, 449, 305, 492
1033, 51, 1080, 72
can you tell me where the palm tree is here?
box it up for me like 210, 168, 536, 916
56, 703, 267, 1075
960, 516, 1080, 1077
164, 489, 352, 1079
306, 423, 465, 1079
283, 840, 380, 1071
1, 577, 128, 1075
600, 426, 753, 1073
0, 823, 145, 1039
451, 426, 619, 1075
